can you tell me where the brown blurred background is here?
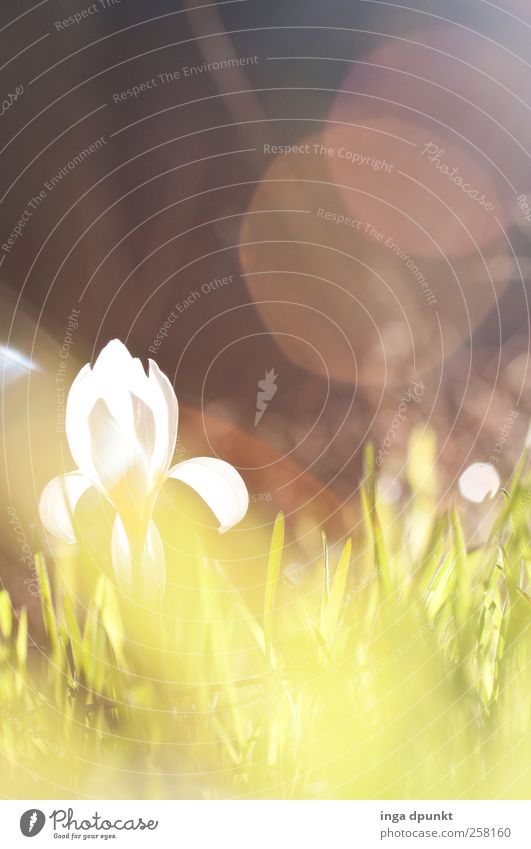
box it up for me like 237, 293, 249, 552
1, 0, 530, 608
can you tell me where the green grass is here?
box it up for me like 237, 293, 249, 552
0, 435, 530, 799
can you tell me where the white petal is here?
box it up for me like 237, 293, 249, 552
66, 341, 151, 490
111, 515, 133, 592
87, 399, 149, 516
148, 359, 178, 476
458, 463, 501, 504
111, 516, 166, 601
142, 520, 166, 599
89, 341, 158, 456
168, 457, 249, 532
65, 363, 100, 484
92, 339, 136, 379
66, 341, 179, 496
90, 341, 139, 445
39, 472, 93, 543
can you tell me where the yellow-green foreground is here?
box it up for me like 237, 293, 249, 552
1, 442, 530, 799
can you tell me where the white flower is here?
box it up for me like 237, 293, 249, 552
39, 340, 249, 598
458, 462, 501, 504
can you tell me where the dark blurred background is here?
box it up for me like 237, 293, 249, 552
1, 0, 530, 608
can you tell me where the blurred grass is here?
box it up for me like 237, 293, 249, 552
0, 432, 530, 799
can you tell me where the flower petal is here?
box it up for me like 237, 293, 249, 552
167, 457, 249, 533
88, 398, 149, 515
148, 359, 178, 476
68, 341, 179, 490
66, 342, 141, 486
65, 363, 100, 484
90, 340, 139, 446
92, 338, 137, 379
111, 516, 166, 601
39, 472, 93, 543
111, 515, 133, 592
84, 341, 156, 462
142, 520, 166, 600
